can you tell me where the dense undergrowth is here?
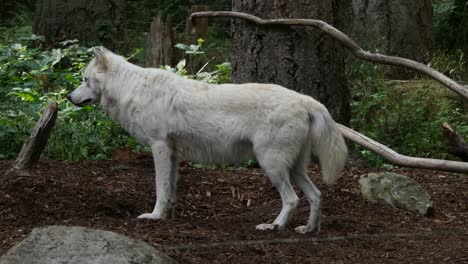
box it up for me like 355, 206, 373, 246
348, 58, 467, 166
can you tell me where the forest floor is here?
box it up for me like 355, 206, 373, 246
0, 159, 467, 263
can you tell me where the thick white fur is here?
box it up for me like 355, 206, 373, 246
68, 47, 348, 233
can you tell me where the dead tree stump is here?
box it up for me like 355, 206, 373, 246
146, 15, 175, 67
442, 122, 468, 161
3, 102, 58, 178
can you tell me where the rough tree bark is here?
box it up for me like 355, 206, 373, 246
33, 0, 127, 48
146, 16, 175, 67
186, 5, 210, 41
351, 0, 434, 79
230, 0, 350, 125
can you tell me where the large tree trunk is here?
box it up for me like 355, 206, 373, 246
231, 0, 350, 124
351, 0, 434, 79
33, 0, 127, 49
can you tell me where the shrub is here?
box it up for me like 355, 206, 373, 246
348, 58, 467, 166
0, 38, 134, 160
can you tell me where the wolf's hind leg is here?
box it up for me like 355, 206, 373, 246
290, 150, 322, 233
255, 154, 299, 231
138, 140, 178, 220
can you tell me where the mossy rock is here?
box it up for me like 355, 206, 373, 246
0, 226, 178, 264
359, 172, 433, 215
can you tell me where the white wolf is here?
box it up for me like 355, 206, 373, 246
68, 47, 348, 233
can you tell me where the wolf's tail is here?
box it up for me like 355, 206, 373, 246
310, 107, 348, 185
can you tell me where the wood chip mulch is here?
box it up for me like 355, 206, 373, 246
0, 160, 467, 263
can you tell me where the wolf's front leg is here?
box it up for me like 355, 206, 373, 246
138, 140, 178, 220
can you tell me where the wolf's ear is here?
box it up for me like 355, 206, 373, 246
92, 46, 108, 71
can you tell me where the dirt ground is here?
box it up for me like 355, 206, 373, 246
0, 159, 467, 263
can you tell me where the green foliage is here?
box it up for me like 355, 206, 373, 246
348, 59, 467, 166
165, 38, 231, 84
0, 0, 35, 24
433, 0, 468, 52
0, 37, 139, 160
429, 49, 468, 81
347, 3, 468, 166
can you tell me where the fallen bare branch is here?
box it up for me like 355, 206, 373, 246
338, 124, 468, 173
190, 11, 468, 101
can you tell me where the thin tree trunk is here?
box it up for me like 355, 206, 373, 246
187, 5, 210, 41
146, 16, 175, 67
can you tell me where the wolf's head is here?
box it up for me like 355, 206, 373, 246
67, 46, 110, 107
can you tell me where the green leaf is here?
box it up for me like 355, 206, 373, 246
176, 59, 186, 71
189, 44, 199, 52
10, 43, 22, 50
174, 43, 190, 50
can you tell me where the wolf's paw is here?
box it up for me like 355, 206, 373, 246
137, 213, 164, 220
255, 223, 280, 231
294, 224, 320, 234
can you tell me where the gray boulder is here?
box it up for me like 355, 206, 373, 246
359, 172, 433, 215
0, 226, 178, 264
